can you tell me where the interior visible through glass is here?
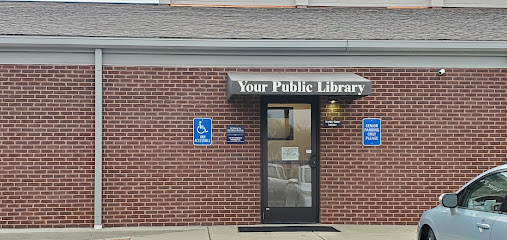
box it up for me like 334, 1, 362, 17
267, 103, 312, 207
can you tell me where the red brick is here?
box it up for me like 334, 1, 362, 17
2, 66, 506, 228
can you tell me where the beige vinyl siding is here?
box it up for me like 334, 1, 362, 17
163, 0, 507, 8
309, 0, 431, 7
168, 0, 295, 6
444, 0, 507, 8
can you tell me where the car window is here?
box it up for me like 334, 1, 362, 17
268, 166, 277, 178
459, 171, 507, 213
276, 166, 288, 180
304, 167, 311, 183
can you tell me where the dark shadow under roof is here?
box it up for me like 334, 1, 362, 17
1, 2, 506, 41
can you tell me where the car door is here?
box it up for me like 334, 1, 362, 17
441, 170, 507, 240
488, 171, 507, 240
490, 214, 507, 240
441, 208, 497, 240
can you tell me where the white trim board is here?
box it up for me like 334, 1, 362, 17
0, 36, 506, 67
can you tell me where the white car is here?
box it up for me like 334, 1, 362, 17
267, 163, 291, 207
418, 164, 507, 240
296, 165, 312, 207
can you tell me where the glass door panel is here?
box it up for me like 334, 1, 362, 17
267, 103, 312, 208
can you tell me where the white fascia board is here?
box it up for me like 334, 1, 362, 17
0, 36, 347, 52
346, 40, 507, 54
0, 36, 507, 56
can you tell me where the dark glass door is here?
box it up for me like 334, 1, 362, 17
261, 96, 319, 223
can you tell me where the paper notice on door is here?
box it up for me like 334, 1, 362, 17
281, 147, 299, 161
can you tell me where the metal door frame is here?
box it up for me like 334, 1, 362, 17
260, 95, 320, 223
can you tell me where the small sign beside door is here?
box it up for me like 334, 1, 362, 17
323, 120, 342, 127
362, 118, 381, 146
226, 125, 245, 144
193, 118, 212, 145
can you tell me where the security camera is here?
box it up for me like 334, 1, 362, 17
438, 69, 446, 76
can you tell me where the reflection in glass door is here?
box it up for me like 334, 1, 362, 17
267, 104, 312, 208
261, 96, 319, 223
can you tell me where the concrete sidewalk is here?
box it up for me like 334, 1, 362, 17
0, 225, 417, 240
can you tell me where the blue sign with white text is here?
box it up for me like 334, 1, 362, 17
363, 118, 381, 146
193, 118, 212, 145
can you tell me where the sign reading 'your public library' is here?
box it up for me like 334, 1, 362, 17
227, 73, 372, 99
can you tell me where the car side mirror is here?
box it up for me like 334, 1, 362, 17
440, 193, 458, 208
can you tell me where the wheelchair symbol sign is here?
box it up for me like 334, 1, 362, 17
193, 118, 212, 145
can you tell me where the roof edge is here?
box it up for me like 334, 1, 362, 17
1, 36, 507, 56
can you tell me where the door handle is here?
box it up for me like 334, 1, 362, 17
308, 154, 317, 168
476, 223, 491, 229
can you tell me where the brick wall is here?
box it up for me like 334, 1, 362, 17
102, 67, 261, 227
320, 68, 507, 224
1, 66, 506, 228
0, 65, 95, 228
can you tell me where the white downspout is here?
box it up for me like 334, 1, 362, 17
94, 48, 103, 230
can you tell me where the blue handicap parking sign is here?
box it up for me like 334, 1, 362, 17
363, 118, 381, 146
193, 118, 212, 145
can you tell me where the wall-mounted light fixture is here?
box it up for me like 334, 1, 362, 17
325, 98, 341, 127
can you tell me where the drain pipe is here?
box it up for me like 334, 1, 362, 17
94, 48, 103, 230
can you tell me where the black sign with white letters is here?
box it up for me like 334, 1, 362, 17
226, 126, 245, 144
